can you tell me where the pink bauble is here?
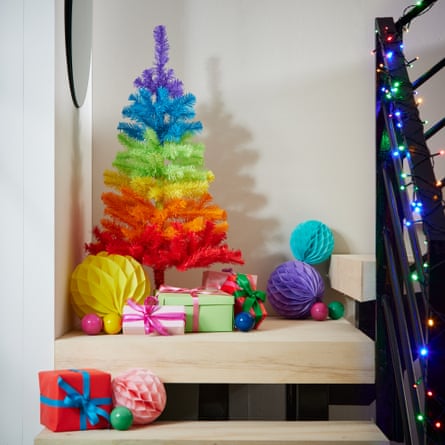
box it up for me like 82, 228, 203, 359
310, 302, 328, 321
111, 368, 167, 425
81, 313, 103, 335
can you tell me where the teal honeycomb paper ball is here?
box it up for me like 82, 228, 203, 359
290, 220, 334, 264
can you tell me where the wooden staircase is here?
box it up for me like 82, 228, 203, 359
35, 255, 389, 444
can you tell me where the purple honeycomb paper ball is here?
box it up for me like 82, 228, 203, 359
267, 260, 325, 319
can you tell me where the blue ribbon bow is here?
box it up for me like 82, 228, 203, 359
40, 369, 111, 430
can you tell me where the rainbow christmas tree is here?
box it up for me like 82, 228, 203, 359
87, 25, 243, 288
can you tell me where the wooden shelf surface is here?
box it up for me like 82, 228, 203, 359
35, 420, 389, 444
55, 318, 374, 384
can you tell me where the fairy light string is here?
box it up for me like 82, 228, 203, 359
376, 1, 445, 442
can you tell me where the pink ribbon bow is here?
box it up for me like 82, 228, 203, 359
122, 297, 185, 336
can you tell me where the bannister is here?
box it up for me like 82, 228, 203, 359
375, 3, 445, 444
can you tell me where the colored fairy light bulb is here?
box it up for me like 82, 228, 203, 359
420, 347, 428, 357
435, 421, 441, 429
411, 271, 418, 281
428, 318, 434, 327
386, 51, 394, 59
427, 390, 433, 397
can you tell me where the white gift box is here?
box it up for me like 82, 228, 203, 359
122, 301, 186, 335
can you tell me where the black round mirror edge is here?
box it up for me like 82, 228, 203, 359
65, 0, 81, 108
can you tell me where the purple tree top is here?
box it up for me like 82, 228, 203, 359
134, 25, 184, 98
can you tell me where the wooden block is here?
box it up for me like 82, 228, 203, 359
34, 420, 389, 444
54, 318, 374, 385
329, 255, 375, 302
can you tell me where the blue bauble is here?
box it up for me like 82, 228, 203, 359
290, 220, 334, 264
235, 312, 255, 332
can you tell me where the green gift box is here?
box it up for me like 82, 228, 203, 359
157, 288, 234, 332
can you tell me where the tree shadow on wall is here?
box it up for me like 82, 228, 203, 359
191, 58, 285, 422
197, 57, 284, 289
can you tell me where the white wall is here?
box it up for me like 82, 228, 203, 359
54, 3, 93, 339
91, 0, 445, 292
402, 2, 445, 179
0, 0, 444, 443
0, 1, 55, 444
0, 0, 92, 444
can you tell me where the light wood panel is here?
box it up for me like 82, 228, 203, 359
329, 255, 375, 302
55, 318, 374, 384
35, 420, 389, 444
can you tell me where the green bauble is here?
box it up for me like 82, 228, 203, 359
328, 301, 345, 320
110, 406, 133, 431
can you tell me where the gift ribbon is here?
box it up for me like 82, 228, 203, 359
122, 297, 186, 335
158, 285, 201, 332
40, 369, 111, 430
234, 273, 266, 322
158, 285, 226, 332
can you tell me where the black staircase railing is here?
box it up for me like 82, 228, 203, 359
375, 1, 445, 444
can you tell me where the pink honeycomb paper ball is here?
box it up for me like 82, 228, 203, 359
111, 368, 167, 425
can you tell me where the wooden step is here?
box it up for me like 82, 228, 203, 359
54, 318, 374, 384
35, 420, 389, 444
329, 255, 375, 302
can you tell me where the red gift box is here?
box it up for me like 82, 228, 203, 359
39, 368, 112, 432
202, 270, 257, 290
220, 273, 267, 329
